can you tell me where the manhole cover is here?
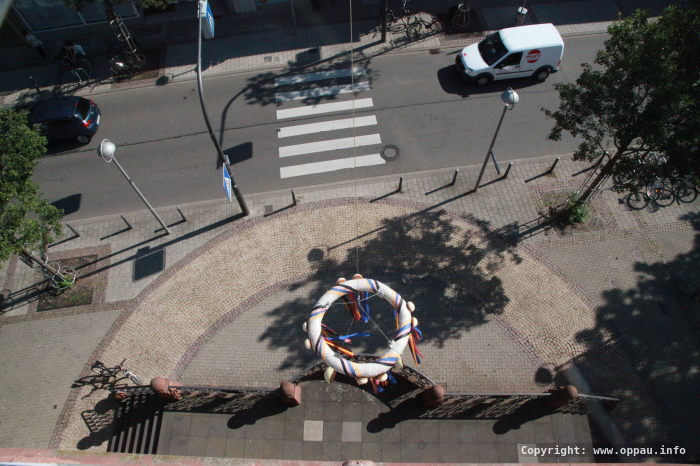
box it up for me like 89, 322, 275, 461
380, 144, 400, 161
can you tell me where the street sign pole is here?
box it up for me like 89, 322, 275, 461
196, 0, 249, 216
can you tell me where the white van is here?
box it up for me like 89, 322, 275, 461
455, 23, 564, 86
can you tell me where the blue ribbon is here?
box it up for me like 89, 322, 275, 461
325, 331, 371, 341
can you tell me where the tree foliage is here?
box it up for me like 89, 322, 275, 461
544, 5, 700, 200
0, 109, 62, 264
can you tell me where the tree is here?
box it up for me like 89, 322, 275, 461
0, 109, 62, 264
543, 5, 700, 203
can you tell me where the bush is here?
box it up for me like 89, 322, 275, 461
565, 192, 589, 224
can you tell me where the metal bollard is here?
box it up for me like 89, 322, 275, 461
176, 207, 187, 223
291, 190, 297, 206
450, 169, 460, 186
397, 176, 403, 193
28, 75, 41, 94
548, 157, 560, 174
502, 162, 513, 180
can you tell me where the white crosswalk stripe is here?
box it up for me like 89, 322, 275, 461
279, 134, 381, 158
280, 154, 385, 179
278, 116, 377, 138
276, 98, 373, 120
274, 67, 366, 86
275, 82, 370, 103
272, 66, 387, 179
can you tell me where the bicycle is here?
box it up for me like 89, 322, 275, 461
670, 175, 698, 204
91, 358, 143, 386
110, 52, 146, 78
56, 55, 92, 85
612, 152, 667, 187
413, 14, 442, 31
626, 177, 675, 210
449, 1, 472, 31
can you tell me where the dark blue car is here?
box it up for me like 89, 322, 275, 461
30, 96, 100, 144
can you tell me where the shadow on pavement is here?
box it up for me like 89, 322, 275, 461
227, 395, 288, 429
437, 64, 542, 98
258, 207, 522, 371
554, 213, 700, 461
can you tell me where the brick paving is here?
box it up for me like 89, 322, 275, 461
1, 0, 697, 460
1, 151, 697, 461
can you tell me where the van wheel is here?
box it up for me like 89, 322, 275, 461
533, 68, 550, 82
76, 135, 90, 144
475, 74, 491, 87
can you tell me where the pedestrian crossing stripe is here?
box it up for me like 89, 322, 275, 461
276, 98, 374, 120
278, 116, 378, 138
275, 82, 370, 103
279, 134, 382, 158
274, 67, 367, 86
280, 154, 385, 178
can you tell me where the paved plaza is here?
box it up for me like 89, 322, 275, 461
1, 0, 698, 462
1, 152, 698, 461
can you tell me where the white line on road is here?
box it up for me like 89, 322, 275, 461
279, 134, 381, 158
280, 154, 385, 178
276, 98, 374, 120
277, 116, 378, 138
274, 67, 367, 86
275, 82, 370, 103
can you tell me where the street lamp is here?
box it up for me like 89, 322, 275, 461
97, 139, 171, 235
474, 87, 519, 191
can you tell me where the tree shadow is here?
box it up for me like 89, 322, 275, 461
561, 213, 700, 461
241, 57, 378, 109
258, 208, 521, 372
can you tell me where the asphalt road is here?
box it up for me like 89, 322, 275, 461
34, 33, 605, 220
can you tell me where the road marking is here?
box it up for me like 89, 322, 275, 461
278, 116, 377, 138
275, 82, 370, 103
276, 98, 373, 120
280, 154, 385, 178
275, 67, 367, 86
279, 134, 381, 158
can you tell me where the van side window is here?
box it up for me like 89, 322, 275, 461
498, 52, 523, 68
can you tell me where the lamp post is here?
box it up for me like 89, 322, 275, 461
97, 139, 171, 235
474, 87, 519, 191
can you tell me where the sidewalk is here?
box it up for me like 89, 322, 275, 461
2, 0, 674, 108
1, 152, 698, 461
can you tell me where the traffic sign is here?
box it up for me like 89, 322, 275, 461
199, 0, 215, 39
223, 166, 232, 202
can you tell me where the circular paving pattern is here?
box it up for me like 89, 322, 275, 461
57, 198, 602, 450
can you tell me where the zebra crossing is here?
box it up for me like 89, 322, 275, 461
273, 67, 385, 179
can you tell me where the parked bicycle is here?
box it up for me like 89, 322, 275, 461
110, 52, 146, 78
626, 177, 675, 210
612, 152, 667, 187
670, 174, 698, 204
91, 358, 143, 386
56, 54, 92, 85
450, 1, 472, 30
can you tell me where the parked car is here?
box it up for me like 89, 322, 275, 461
30, 96, 100, 144
455, 23, 564, 86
